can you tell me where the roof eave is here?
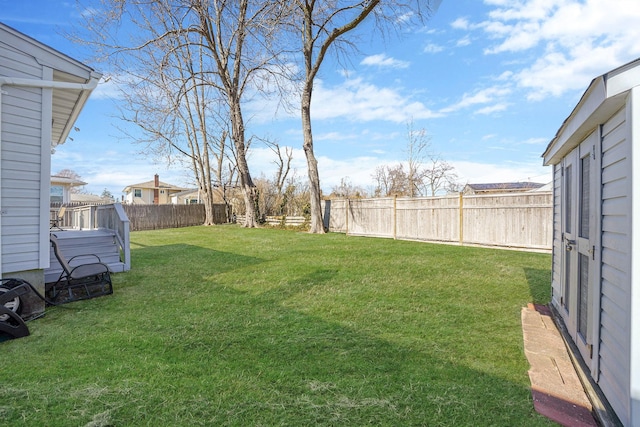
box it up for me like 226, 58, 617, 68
543, 57, 640, 166
53, 71, 102, 147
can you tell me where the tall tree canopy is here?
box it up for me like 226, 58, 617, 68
284, 0, 441, 232
77, 0, 441, 228
79, 0, 285, 226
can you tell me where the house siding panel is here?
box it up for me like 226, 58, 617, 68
1, 35, 44, 275
0, 40, 43, 77
598, 105, 631, 425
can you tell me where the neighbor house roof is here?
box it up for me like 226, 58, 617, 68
122, 180, 187, 193
171, 189, 200, 197
70, 193, 107, 203
50, 175, 87, 187
463, 182, 545, 194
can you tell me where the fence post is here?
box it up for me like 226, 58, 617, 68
393, 195, 397, 240
346, 199, 349, 235
459, 192, 464, 245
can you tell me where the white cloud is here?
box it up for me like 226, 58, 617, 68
451, 160, 551, 185
521, 137, 549, 146
80, 6, 100, 18
52, 150, 192, 196
315, 131, 359, 142
311, 77, 441, 122
244, 146, 394, 195
316, 155, 386, 191
456, 36, 472, 47
361, 53, 410, 69
474, 103, 508, 115
451, 17, 471, 30
245, 75, 441, 125
314, 156, 552, 192
476, 0, 640, 100
91, 76, 123, 100
440, 85, 512, 114
424, 43, 445, 53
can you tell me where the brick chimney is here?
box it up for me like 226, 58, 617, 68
153, 174, 159, 205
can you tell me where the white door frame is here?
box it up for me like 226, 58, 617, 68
561, 131, 600, 371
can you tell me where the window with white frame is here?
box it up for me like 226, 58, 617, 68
50, 185, 63, 204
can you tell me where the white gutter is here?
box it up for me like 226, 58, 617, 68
0, 75, 100, 91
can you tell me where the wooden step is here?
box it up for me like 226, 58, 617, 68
45, 230, 126, 283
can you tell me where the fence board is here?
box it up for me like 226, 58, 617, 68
122, 204, 226, 231
322, 192, 552, 251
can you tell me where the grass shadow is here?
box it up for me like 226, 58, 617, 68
524, 267, 552, 305
0, 229, 556, 426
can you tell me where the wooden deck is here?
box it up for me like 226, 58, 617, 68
45, 229, 128, 284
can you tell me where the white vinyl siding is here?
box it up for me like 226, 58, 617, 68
1, 96, 44, 272
0, 42, 42, 79
1, 33, 45, 274
599, 105, 631, 425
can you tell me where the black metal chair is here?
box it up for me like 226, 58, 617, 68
48, 234, 113, 304
0, 279, 30, 340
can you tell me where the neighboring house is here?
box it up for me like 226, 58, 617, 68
0, 23, 101, 315
122, 174, 187, 204
530, 181, 553, 192
70, 193, 109, 203
170, 189, 202, 205
50, 175, 87, 204
542, 58, 640, 426
462, 182, 545, 195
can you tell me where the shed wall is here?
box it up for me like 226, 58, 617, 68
599, 106, 632, 425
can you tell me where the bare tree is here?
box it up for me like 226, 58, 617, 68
269, 142, 294, 215
267, 141, 293, 197
210, 130, 238, 222
372, 119, 457, 197
405, 119, 430, 197
283, 174, 311, 217
54, 169, 86, 194
284, 0, 440, 233
372, 165, 390, 197
372, 164, 408, 197
421, 155, 458, 196
77, 0, 283, 227
404, 119, 459, 197
330, 177, 368, 198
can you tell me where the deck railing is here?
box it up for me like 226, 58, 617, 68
49, 203, 131, 271
96, 204, 131, 271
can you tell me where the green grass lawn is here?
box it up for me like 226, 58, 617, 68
1, 226, 555, 426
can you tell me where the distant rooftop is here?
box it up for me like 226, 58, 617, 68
463, 182, 546, 194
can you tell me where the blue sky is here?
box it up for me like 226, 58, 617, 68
3, 0, 640, 197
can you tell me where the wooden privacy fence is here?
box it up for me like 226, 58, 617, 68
235, 215, 308, 227
322, 192, 553, 252
122, 204, 226, 231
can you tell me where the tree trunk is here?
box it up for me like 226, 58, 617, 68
201, 189, 215, 225
301, 84, 325, 233
231, 102, 258, 228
